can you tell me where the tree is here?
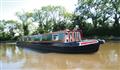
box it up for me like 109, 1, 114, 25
74, 0, 99, 36
74, 0, 120, 37
32, 5, 72, 33
16, 11, 33, 36
32, 9, 45, 33
110, 0, 120, 36
0, 20, 19, 40
0, 20, 5, 32
0, 20, 6, 41
5, 20, 21, 40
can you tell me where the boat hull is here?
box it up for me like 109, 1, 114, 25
16, 41, 101, 53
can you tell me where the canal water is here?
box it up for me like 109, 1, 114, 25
0, 41, 120, 70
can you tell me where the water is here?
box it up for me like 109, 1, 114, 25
0, 41, 120, 70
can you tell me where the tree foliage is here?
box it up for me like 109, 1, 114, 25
74, 0, 120, 37
0, 1, 120, 41
0, 20, 20, 40
16, 11, 33, 36
32, 5, 72, 33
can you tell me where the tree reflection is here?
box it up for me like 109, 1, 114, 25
0, 44, 25, 62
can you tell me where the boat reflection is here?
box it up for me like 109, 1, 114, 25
0, 42, 120, 70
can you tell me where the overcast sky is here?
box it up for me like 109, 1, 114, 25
0, 0, 78, 20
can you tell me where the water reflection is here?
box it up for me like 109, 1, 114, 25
108, 50, 118, 63
0, 42, 120, 70
0, 44, 26, 70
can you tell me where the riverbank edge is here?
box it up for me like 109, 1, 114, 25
0, 41, 16, 44
84, 37, 120, 41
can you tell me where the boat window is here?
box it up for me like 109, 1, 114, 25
53, 34, 59, 41
65, 33, 67, 35
65, 33, 68, 36
65, 32, 69, 37
30, 36, 34, 41
70, 33, 72, 42
66, 39, 68, 42
64, 32, 69, 43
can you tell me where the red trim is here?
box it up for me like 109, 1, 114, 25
80, 40, 98, 46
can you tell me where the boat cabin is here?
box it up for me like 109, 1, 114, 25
22, 29, 83, 43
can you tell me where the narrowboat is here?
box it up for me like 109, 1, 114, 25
16, 29, 105, 53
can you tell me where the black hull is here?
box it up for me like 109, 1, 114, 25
16, 41, 101, 53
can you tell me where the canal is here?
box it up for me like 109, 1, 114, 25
0, 41, 120, 70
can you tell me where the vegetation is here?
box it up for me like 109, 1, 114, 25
32, 6, 72, 34
73, 0, 120, 37
0, 0, 120, 41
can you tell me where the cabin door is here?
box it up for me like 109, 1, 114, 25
75, 32, 77, 41
64, 32, 69, 43
74, 31, 81, 42
69, 32, 73, 42
77, 32, 81, 41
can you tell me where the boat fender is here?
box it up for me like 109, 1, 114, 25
98, 39, 105, 44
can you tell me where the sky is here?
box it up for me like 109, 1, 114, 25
0, 0, 78, 20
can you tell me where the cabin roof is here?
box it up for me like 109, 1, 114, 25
24, 29, 81, 37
